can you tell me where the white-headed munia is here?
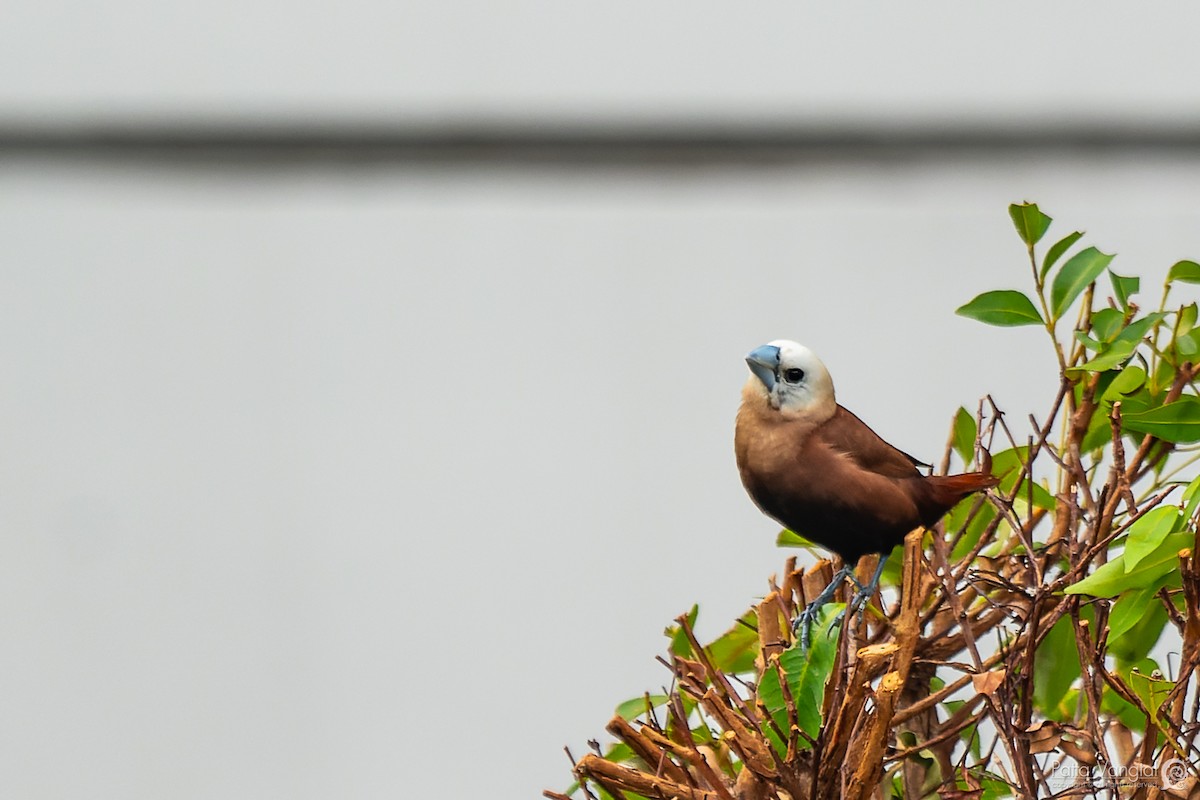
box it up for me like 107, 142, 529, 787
734, 340, 997, 644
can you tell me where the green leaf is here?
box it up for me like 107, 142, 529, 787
615, 694, 670, 721
1112, 612, 1172, 675
1101, 685, 1146, 731
991, 446, 1056, 511
990, 445, 1030, 476
1124, 506, 1183, 572
1107, 587, 1157, 642
1041, 230, 1084, 281
758, 661, 784, 714
1122, 397, 1200, 443
880, 541, 905, 587
956, 290, 1043, 327
1113, 610, 1169, 668
1113, 312, 1167, 348
952, 407, 976, 465
1082, 400, 1128, 452
1176, 330, 1200, 357
707, 611, 760, 674
1065, 531, 1191, 597
1110, 271, 1139, 308
949, 501, 998, 562
1167, 260, 1200, 285
1070, 338, 1137, 376
1152, 357, 1178, 395
789, 609, 838, 738
667, 604, 699, 656
1009, 202, 1052, 247
777, 529, 814, 549
1088, 368, 1122, 396
979, 774, 1017, 800
759, 605, 839, 742
1074, 331, 1103, 352
1129, 662, 1174, 714
777, 529, 805, 547
603, 741, 635, 764
1033, 616, 1080, 716
1072, 313, 1167, 377
1182, 473, 1200, 521
1102, 364, 1148, 403
1091, 307, 1126, 342
1179, 303, 1198, 335
1051, 246, 1116, 320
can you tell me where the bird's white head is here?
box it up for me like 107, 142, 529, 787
744, 340, 837, 421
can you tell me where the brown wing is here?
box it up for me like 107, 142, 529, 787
778, 432, 925, 561
736, 395, 932, 561
817, 405, 926, 479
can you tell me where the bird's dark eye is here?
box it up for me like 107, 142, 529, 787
784, 368, 805, 384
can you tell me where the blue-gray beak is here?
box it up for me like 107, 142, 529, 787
746, 344, 780, 391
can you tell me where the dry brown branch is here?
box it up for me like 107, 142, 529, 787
574, 754, 719, 800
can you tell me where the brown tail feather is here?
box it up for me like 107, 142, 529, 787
922, 471, 1000, 521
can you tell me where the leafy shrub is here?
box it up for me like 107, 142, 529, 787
548, 203, 1200, 800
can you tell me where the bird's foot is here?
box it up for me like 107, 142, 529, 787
827, 555, 890, 635
794, 601, 824, 651
792, 557, 891, 650
822, 590, 867, 635
792, 563, 857, 650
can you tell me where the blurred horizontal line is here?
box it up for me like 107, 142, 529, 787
3, 121, 1200, 164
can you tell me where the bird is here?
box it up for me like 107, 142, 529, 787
734, 340, 997, 645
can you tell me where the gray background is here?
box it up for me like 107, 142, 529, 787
4, 5, 1200, 798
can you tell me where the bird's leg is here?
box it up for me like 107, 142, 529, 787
794, 563, 856, 650
843, 571, 868, 593
829, 554, 889, 633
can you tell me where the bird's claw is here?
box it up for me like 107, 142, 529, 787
846, 583, 874, 619
795, 560, 887, 650
793, 604, 821, 651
